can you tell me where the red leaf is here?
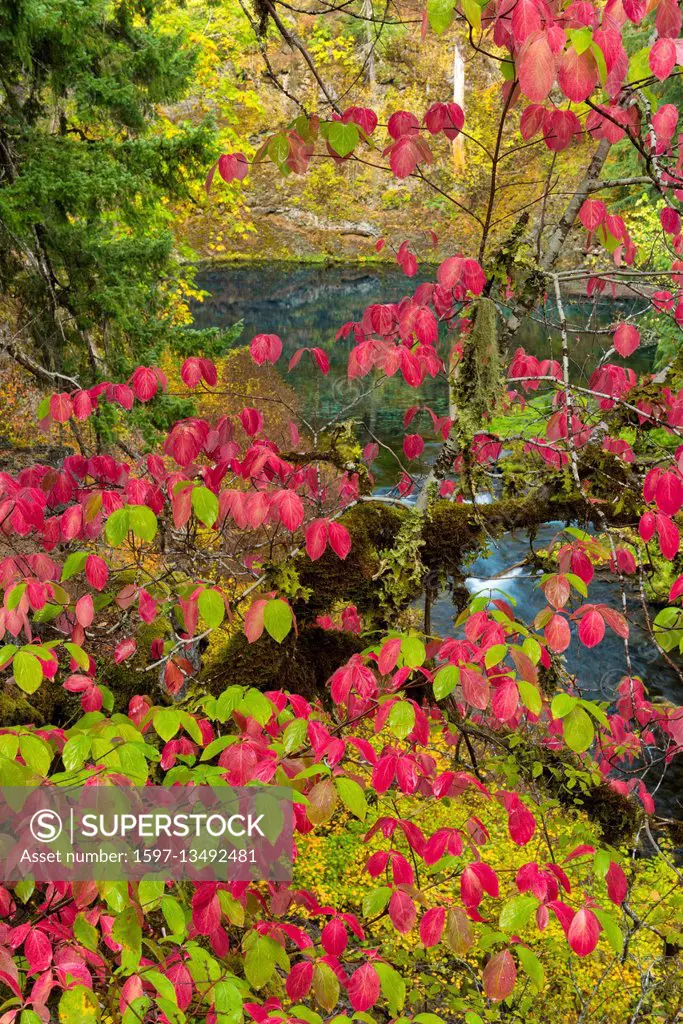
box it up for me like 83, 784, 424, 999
277, 491, 304, 531
286, 960, 314, 1000
329, 521, 352, 560
75, 594, 94, 628
250, 333, 283, 365
239, 407, 263, 436
389, 888, 416, 933
518, 32, 556, 102
114, 638, 136, 664
50, 393, 73, 423
321, 917, 347, 955
579, 199, 607, 232
657, 512, 680, 559
24, 930, 52, 973
491, 677, 519, 720
305, 519, 329, 561
311, 348, 330, 374
130, 366, 159, 402
191, 887, 221, 935
482, 949, 517, 1002
567, 907, 601, 956
558, 46, 599, 102
606, 861, 628, 905
655, 471, 683, 515
461, 667, 490, 710
85, 554, 108, 591
347, 964, 380, 1012
578, 607, 605, 648
649, 38, 676, 80
403, 434, 425, 459
420, 906, 446, 947
613, 324, 640, 357
245, 599, 267, 643
545, 613, 571, 653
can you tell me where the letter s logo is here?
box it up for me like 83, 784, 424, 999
29, 809, 63, 843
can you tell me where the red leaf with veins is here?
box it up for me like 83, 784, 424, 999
420, 906, 445, 947
578, 607, 605, 648
25, 930, 52, 973
461, 667, 490, 709
305, 519, 328, 560
567, 907, 601, 956
518, 32, 556, 102
287, 960, 313, 1000
389, 888, 416, 933
558, 46, 598, 102
656, 513, 680, 559
277, 491, 304, 531
655, 472, 683, 515
482, 950, 516, 1002
329, 521, 352, 560
545, 613, 571, 653
250, 333, 282, 366
347, 964, 380, 1012
649, 38, 676, 80
613, 323, 640, 357
579, 199, 606, 231
606, 861, 628, 905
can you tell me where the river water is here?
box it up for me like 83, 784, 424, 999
192, 262, 681, 820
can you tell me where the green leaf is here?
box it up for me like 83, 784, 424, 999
192, 486, 219, 527
161, 895, 187, 936
214, 980, 243, 1024
19, 734, 52, 776
111, 906, 142, 971
61, 551, 88, 581
426, 0, 455, 33
104, 508, 130, 546
139, 877, 165, 910
62, 733, 91, 770
485, 644, 507, 669
73, 912, 99, 951
263, 599, 293, 643
433, 665, 459, 700
198, 588, 225, 628
388, 700, 415, 740
563, 706, 594, 753
375, 963, 406, 1015
154, 708, 181, 742
569, 27, 592, 54
499, 894, 537, 931
335, 776, 368, 821
594, 909, 624, 954
13, 651, 43, 694
128, 505, 158, 542
363, 886, 391, 917
146, 969, 178, 1005
0, 644, 17, 668
551, 693, 578, 719
64, 642, 89, 669
516, 946, 544, 986
517, 679, 542, 715
282, 717, 307, 754
326, 121, 359, 158
461, 0, 481, 30
522, 637, 541, 665
244, 936, 276, 989
401, 636, 425, 668
59, 986, 100, 1023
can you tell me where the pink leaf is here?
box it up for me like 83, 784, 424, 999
25, 931, 52, 974
347, 964, 380, 1012
518, 32, 556, 102
305, 519, 329, 561
482, 949, 517, 1002
613, 324, 640, 357
420, 906, 446, 947
606, 861, 628, 905
250, 334, 283, 366
578, 607, 605, 648
649, 38, 676, 80
328, 521, 352, 560
567, 907, 601, 956
558, 46, 599, 102
85, 554, 108, 591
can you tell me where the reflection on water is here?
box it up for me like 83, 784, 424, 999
191, 262, 681, 820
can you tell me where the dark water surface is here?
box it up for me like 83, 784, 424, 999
192, 262, 681, 820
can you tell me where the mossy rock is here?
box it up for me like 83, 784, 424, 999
205, 625, 365, 703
